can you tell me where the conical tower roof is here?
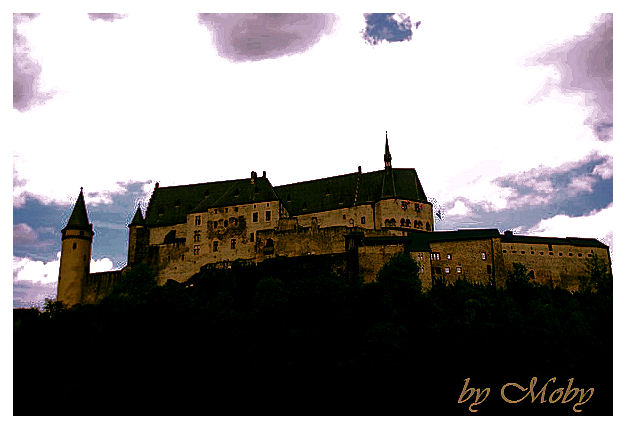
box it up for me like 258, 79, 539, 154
62, 188, 92, 232
129, 205, 144, 226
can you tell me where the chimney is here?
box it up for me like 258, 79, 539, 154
504, 230, 513, 238
262, 171, 266, 178
358, 166, 362, 174
251, 171, 257, 184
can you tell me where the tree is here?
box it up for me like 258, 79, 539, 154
580, 254, 612, 295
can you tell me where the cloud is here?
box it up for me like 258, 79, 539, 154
13, 252, 115, 308
447, 200, 469, 217
524, 204, 613, 252
13, 13, 53, 111
88, 13, 127, 22
197, 13, 335, 62
13, 223, 38, 246
530, 14, 612, 140
494, 153, 610, 209
362, 13, 415, 45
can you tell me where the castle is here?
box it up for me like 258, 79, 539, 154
57, 135, 611, 306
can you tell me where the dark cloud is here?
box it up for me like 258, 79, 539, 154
439, 155, 612, 233
362, 13, 415, 45
531, 14, 612, 141
88, 13, 127, 22
197, 13, 335, 62
13, 13, 53, 111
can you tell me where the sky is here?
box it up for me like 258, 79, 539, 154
10, 7, 614, 309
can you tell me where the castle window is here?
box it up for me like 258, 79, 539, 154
431, 252, 440, 261
231, 239, 236, 249
234, 207, 238, 212
195, 215, 201, 226
529, 270, 535, 279
447, 253, 452, 260
213, 241, 219, 252
193, 245, 200, 256
487, 265, 492, 274
400, 219, 405, 227
73, 243, 77, 250
224, 220, 228, 227
481, 252, 486, 260
569, 253, 573, 256
193, 230, 200, 242
444, 267, 450, 274
425, 222, 430, 231
435, 267, 442, 274
253, 212, 258, 222
521, 251, 525, 254
559, 252, 563, 256
361, 216, 366, 224
343, 214, 347, 220
456, 267, 462, 274
214, 209, 218, 214
265, 211, 271, 221
250, 233, 254, 242
214, 221, 218, 228
578, 253, 582, 257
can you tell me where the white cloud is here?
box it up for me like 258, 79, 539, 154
10, 11, 610, 210
592, 157, 613, 179
447, 200, 469, 216
13, 252, 115, 285
566, 176, 596, 196
524, 204, 613, 252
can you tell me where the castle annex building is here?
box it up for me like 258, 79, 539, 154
57, 136, 611, 306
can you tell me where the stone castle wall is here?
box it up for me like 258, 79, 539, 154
82, 270, 124, 304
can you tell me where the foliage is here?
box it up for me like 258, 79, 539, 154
13, 257, 612, 416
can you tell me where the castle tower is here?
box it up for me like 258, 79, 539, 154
127, 205, 148, 267
57, 188, 94, 306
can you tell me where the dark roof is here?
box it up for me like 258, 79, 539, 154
129, 206, 144, 226
404, 229, 501, 252
62, 189, 92, 232
501, 232, 608, 248
275, 168, 428, 216
144, 176, 280, 227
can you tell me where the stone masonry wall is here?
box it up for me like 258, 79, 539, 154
501, 242, 611, 291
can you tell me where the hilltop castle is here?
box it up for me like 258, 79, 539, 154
57, 135, 611, 306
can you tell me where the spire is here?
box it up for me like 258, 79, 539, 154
129, 205, 144, 226
62, 188, 92, 232
384, 131, 392, 169
381, 132, 397, 198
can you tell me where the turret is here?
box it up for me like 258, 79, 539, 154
127, 205, 148, 266
57, 188, 93, 306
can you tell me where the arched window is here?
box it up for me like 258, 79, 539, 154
406, 218, 410, 227
400, 219, 405, 227
414, 220, 418, 228
390, 218, 396, 226
265, 238, 274, 247
384, 219, 390, 227
417, 220, 423, 229
425, 222, 430, 231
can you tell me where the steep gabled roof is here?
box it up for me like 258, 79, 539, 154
129, 206, 144, 226
144, 176, 280, 227
275, 168, 428, 216
62, 189, 92, 232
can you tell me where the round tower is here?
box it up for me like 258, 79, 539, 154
127, 204, 148, 267
57, 188, 93, 306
